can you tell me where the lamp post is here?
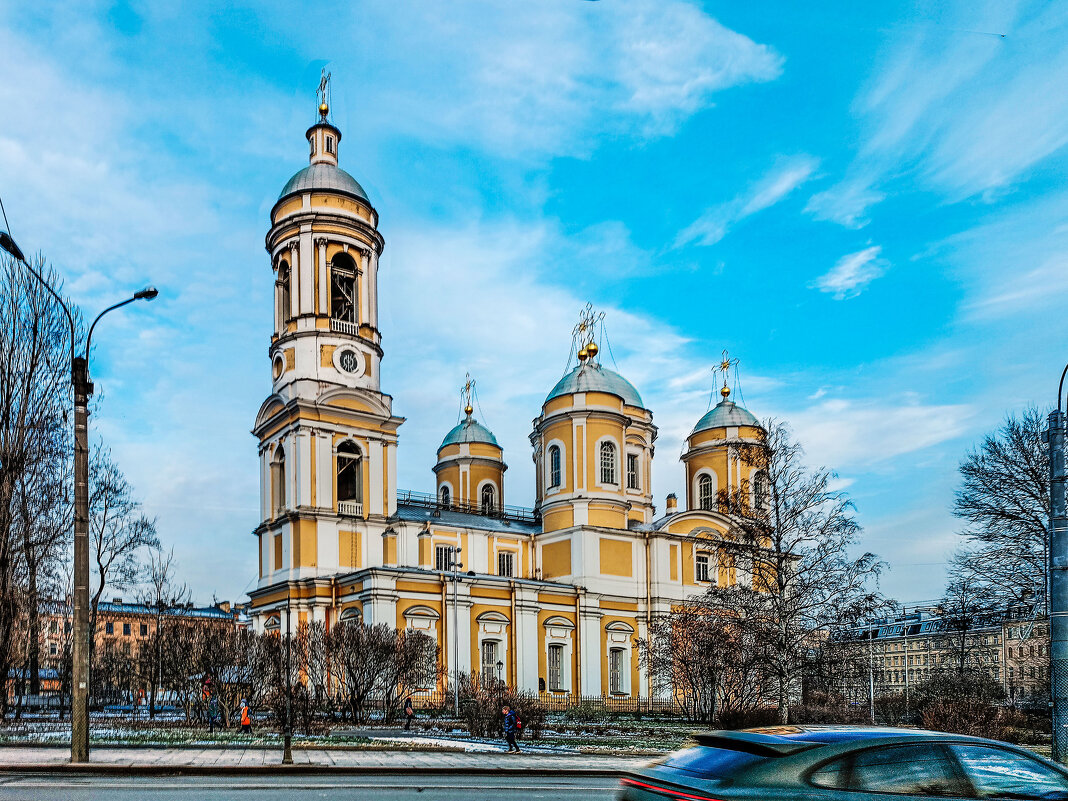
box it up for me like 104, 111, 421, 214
1048, 365, 1068, 763
0, 225, 157, 764
496, 659, 504, 717
283, 592, 293, 764
448, 547, 463, 717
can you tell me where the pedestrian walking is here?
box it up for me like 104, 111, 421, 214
207, 693, 220, 735
239, 699, 253, 734
403, 696, 415, 731
502, 704, 521, 753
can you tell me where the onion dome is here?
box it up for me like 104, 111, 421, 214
692, 398, 760, 433
545, 362, 643, 408
439, 417, 499, 450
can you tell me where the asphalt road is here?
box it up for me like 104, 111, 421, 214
0, 773, 622, 800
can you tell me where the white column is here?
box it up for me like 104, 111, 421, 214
369, 252, 379, 328
316, 238, 328, 316
386, 443, 397, 515
359, 252, 370, 326
288, 242, 300, 319
317, 434, 332, 511
515, 589, 541, 692
368, 440, 384, 515
296, 431, 312, 508
299, 231, 314, 314
580, 608, 602, 695
273, 277, 282, 334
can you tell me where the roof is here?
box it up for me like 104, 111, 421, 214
439, 417, 499, 450
545, 363, 643, 408
692, 399, 760, 433
395, 502, 541, 535
277, 163, 370, 204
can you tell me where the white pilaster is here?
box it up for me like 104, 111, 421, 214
299, 230, 314, 314
359, 253, 370, 326
317, 238, 328, 315
368, 440, 384, 515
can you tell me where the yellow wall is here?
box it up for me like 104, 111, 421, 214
669, 544, 678, 582
542, 540, 572, 578
339, 530, 361, 569
599, 538, 633, 577
542, 507, 574, 532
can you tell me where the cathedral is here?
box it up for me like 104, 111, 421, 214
248, 96, 770, 700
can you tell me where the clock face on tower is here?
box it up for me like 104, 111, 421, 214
337, 348, 361, 375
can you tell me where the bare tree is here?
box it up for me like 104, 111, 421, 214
938, 549, 999, 676
954, 408, 1050, 613
724, 420, 886, 724
88, 446, 159, 660
326, 621, 403, 724
135, 546, 189, 718
0, 254, 72, 716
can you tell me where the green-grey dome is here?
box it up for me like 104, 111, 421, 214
545, 363, 643, 408
278, 163, 370, 204
439, 417, 499, 450
692, 399, 760, 433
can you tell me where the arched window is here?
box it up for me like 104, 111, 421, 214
270, 445, 286, 516
336, 442, 362, 504
548, 445, 561, 488
277, 261, 292, 323
753, 471, 771, 516
599, 441, 617, 485
330, 253, 357, 324
439, 485, 451, 509
698, 474, 715, 511
481, 484, 496, 514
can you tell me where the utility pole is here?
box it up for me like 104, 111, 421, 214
449, 547, 463, 717
868, 624, 875, 725
0, 219, 157, 764
283, 592, 293, 764
1048, 370, 1068, 763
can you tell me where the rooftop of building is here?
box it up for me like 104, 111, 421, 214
395, 490, 540, 532
545, 361, 643, 408
277, 163, 370, 205
439, 416, 499, 450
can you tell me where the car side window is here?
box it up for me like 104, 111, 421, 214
949, 744, 1068, 799
849, 744, 966, 796
810, 757, 849, 789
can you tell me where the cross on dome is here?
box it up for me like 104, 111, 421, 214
573, 302, 604, 364
461, 373, 475, 418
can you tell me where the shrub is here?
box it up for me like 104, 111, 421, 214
456, 673, 546, 739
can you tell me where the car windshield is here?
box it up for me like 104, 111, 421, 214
661, 745, 764, 778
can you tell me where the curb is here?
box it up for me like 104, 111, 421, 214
0, 764, 626, 777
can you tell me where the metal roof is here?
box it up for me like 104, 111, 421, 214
278, 163, 370, 204
439, 417, 499, 449
394, 501, 541, 535
692, 399, 760, 433
545, 363, 643, 408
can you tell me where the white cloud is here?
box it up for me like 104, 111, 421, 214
805, 178, 886, 228
813, 246, 887, 299
675, 156, 818, 247
787, 396, 975, 470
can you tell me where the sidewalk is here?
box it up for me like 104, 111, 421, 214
0, 745, 647, 775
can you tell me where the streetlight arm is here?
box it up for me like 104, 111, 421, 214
85, 296, 139, 362
10, 251, 77, 371
1059, 363, 1068, 414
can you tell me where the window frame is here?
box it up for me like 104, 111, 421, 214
626, 452, 640, 491
609, 647, 625, 695
599, 440, 617, 486
439, 485, 451, 509
435, 544, 457, 572
695, 551, 711, 583
547, 643, 564, 692
697, 473, 715, 511
548, 444, 562, 489
806, 742, 972, 796
497, 551, 515, 578
336, 441, 363, 505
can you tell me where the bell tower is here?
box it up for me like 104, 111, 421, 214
252, 73, 403, 591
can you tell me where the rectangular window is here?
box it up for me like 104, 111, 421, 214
481, 640, 499, 686
497, 551, 515, 578
626, 454, 639, 490
435, 545, 456, 572
49, 642, 58, 656
141, 623, 148, 637
105, 622, 114, 635
123, 623, 131, 636
695, 552, 710, 583
50, 620, 58, 634
548, 644, 564, 691
326, 135, 335, 154
609, 648, 624, 694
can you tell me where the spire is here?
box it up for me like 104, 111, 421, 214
307, 69, 340, 167
461, 373, 475, 419
717, 349, 737, 401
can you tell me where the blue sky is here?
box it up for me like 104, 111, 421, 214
2, 1, 1066, 606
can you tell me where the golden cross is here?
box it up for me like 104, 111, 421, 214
461, 373, 475, 415
717, 349, 738, 397
572, 303, 604, 350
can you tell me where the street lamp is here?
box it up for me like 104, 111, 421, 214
448, 547, 463, 717
283, 592, 293, 765
496, 659, 504, 722
0, 223, 157, 764
1048, 366, 1068, 763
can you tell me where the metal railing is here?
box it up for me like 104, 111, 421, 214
396, 489, 539, 525
330, 318, 359, 336
338, 501, 363, 517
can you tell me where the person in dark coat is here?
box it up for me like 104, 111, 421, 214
403, 696, 415, 731
502, 704, 520, 753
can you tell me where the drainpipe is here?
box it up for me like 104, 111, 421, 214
509, 580, 517, 688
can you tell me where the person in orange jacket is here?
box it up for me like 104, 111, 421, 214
239, 699, 252, 734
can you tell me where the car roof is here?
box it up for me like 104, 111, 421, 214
740, 725, 967, 744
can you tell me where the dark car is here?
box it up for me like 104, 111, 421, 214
618, 725, 1068, 800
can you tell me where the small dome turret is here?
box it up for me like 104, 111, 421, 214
434, 377, 506, 513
